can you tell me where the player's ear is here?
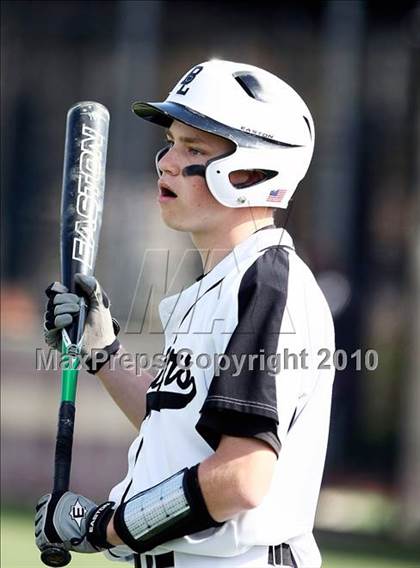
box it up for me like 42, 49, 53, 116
229, 170, 266, 189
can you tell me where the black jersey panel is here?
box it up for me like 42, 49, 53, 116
196, 408, 281, 455
197, 246, 290, 442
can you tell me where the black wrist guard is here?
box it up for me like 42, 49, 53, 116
86, 501, 115, 550
113, 465, 222, 554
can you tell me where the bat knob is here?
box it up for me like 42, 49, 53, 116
40, 546, 71, 567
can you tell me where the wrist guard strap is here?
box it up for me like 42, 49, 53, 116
86, 338, 121, 375
86, 501, 115, 550
113, 465, 222, 554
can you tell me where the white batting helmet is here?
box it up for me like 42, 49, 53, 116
133, 59, 314, 209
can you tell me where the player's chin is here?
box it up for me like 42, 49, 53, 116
159, 208, 191, 232
160, 211, 209, 234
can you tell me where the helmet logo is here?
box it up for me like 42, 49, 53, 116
176, 66, 203, 95
240, 126, 274, 140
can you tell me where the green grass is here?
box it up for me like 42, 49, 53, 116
2, 511, 113, 568
1, 510, 419, 568
316, 531, 420, 568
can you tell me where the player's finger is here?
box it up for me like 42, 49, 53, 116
35, 495, 51, 512
53, 293, 80, 305
76, 273, 110, 308
75, 273, 104, 309
54, 303, 80, 317
45, 282, 68, 299
54, 314, 73, 329
45, 293, 77, 329
75, 273, 97, 297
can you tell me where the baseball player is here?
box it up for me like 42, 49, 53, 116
35, 60, 335, 567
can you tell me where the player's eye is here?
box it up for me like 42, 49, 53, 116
188, 147, 203, 156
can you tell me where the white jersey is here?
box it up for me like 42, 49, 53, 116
107, 227, 335, 567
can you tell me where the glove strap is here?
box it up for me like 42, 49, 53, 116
86, 501, 115, 549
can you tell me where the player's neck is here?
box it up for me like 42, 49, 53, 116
191, 215, 274, 273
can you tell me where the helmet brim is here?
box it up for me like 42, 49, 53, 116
132, 101, 174, 128
132, 101, 289, 148
132, 100, 241, 143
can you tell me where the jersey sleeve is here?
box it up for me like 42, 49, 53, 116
196, 247, 290, 455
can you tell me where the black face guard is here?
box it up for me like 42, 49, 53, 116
155, 145, 206, 179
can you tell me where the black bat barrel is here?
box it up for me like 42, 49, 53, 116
60, 102, 109, 344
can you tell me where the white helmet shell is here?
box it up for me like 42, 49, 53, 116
133, 59, 315, 208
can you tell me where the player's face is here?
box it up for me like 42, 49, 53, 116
156, 121, 239, 233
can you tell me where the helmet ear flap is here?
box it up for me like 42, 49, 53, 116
155, 144, 172, 177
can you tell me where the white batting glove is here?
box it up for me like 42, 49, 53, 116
43, 274, 120, 373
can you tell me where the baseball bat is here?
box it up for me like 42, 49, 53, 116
40, 101, 110, 567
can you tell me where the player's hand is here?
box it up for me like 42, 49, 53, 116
43, 275, 120, 372
35, 491, 115, 554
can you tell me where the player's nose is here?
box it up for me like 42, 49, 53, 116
157, 145, 181, 176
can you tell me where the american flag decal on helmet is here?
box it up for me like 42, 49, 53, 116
267, 189, 287, 203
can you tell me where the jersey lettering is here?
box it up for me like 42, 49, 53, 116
146, 345, 197, 414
